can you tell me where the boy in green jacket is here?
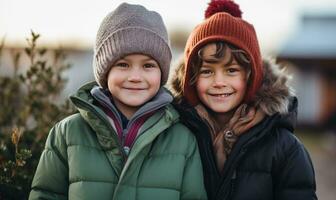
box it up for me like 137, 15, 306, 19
29, 3, 207, 200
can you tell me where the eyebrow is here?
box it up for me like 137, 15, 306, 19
202, 58, 219, 64
121, 57, 156, 62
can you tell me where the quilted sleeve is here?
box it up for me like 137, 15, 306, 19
275, 130, 317, 200
29, 123, 69, 200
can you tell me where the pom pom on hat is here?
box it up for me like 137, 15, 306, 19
205, 0, 242, 19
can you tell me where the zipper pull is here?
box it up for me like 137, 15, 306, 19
232, 170, 237, 179
123, 146, 130, 156
228, 170, 237, 199
122, 128, 127, 145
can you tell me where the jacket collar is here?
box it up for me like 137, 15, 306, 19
90, 85, 173, 129
69, 81, 177, 145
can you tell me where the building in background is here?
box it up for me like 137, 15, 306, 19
277, 13, 336, 129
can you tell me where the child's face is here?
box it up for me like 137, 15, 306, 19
196, 43, 248, 114
107, 54, 161, 118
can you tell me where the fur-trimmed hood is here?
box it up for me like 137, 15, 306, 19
167, 57, 295, 116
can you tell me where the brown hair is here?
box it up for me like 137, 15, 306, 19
189, 42, 251, 85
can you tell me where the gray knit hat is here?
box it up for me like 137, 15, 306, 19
93, 2, 172, 88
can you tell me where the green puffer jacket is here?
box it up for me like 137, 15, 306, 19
29, 83, 207, 200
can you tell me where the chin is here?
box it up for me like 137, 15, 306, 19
207, 104, 235, 114
212, 108, 232, 114
125, 101, 146, 107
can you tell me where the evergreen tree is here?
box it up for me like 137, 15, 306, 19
0, 31, 76, 199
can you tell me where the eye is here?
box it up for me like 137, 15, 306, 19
115, 62, 128, 68
227, 68, 239, 73
200, 69, 212, 74
226, 64, 243, 74
199, 68, 213, 77
144, 63, 158, 69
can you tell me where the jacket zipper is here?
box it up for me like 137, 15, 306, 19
128, 111, 165, 148
122, 105, 169, 155
228, 170, 237, 199
216, 148, 247, 199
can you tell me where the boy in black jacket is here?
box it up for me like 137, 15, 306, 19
169, 0, 317, 199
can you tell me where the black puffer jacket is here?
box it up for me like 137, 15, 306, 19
169, 59, 317, 200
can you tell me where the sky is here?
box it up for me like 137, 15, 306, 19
1, 0, 336, 54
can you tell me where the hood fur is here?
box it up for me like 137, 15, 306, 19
167, 57, 295, 116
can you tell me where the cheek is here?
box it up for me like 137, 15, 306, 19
147, 70, 162, 91
151, 70, 162, 85
234, 77, 248, 94
107, 68, 118, 80
107, 77, 117, 93
196, 78, 208, 97
154, 73, 162, 85
107, 69, 122, 88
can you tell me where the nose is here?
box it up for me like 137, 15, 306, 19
212, 73, 226, 88
127, 67, 142, 82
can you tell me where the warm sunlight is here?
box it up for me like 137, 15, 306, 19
1, 0, 335, 52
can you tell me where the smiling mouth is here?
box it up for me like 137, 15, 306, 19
124, 87, 146, 90
209, 93, 233, 97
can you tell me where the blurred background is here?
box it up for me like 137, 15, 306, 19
1, 0, 335, 199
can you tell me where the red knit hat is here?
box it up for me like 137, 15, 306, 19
183, 0, 263, 106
